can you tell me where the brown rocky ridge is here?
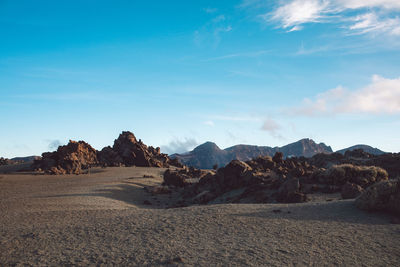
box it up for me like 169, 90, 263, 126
33, 131, 182, 174
163, 151, 390, 206
308, 149, 400, 179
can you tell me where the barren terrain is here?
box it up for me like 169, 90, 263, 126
1, 166, 399, 266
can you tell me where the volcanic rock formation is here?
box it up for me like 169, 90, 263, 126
32, 140, 98, 174
0, 157, 9, 166
97, 131, 175, 168
163, 151, 391, 205
308, 149, 400, 179
32, 131, 181, 174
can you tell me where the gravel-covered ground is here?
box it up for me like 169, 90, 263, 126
1, 167, 399, 266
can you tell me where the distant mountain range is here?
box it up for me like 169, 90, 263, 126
0, 156, 41, 166
172, 139, 386, 169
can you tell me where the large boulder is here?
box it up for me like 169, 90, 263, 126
277, 178, 308, 203
341, 182, 364, 199
216, 160, 253, 190
33, 140, 98, 174
163, 167, 214, 187
97, 146, 123, 167
355, 180, 400, 215
112, 131, 153, 166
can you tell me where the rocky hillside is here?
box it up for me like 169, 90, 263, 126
336, 145, 386, 155
172, 138, 333, 169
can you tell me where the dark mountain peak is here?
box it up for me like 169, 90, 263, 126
280, 138, 332, 158
193, 141, 221, 153
297, 138, 328, 147
175, 138, 333, 169
298, 138, 313, 143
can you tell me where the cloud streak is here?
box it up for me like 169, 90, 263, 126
161, 138, 198, 154
263, 0, 400, 36
202, 50, 271, 62
261, 118, 284, 139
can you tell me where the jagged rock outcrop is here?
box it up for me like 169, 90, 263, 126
163, 167, 214, 187
163, 148, 397, 206
97, 146, 123, 167
97, 131, 176, 168
355, 179, 400, 215
165, 152, 318, 205
277, 178, 308, 203
31, 131, 182, 174
32, 140, 98, 174
0, 157, 9, 166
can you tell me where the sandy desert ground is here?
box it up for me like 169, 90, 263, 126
1, 166, 399, 266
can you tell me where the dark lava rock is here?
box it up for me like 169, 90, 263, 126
277, 178, 308, 203
341, 182, 364, 199
0, 157, 9, 166
272, 152, 284, 164
163, 167, 214, 188
97, 131, 174, 168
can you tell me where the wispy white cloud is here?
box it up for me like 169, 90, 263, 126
161, 138, 198, 154
259, 0, 400, 36
194, 14, 232, 48
212, 15, 226, 23
203, 120, 215, 126
46, 139, 63, 150
270, 0, 331, 31
287, 25, 304, 32
349, 12, 400, 36
204, 7, 218, 13
261, 118, 284, 139
202, 50, 271, 62
337, 0, 400, 9
290, 75, 400, 116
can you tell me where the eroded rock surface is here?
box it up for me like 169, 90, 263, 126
98, 131, 178, 168
33, 141, 98, 174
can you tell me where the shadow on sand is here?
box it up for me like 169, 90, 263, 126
232, 200, 394, 225
39, 181, 170, 209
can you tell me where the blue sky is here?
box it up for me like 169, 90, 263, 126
1, 0, 400, 157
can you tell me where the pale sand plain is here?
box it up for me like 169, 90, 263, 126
0, 166, 399, 266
